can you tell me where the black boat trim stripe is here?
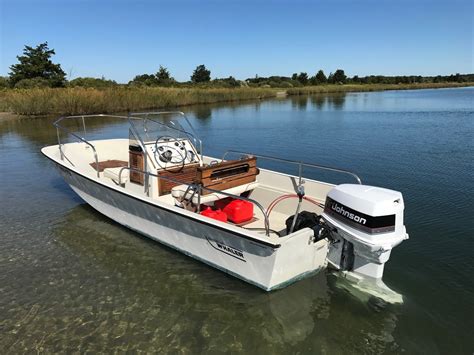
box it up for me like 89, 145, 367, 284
43, 153, 281, 249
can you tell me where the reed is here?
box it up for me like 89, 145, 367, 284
286, 82, 474, 95
1, 87, 277, 116
0, 90, 10, 112
1, 82, 472, 116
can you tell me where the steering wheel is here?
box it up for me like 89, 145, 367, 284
154, 136, 186, 171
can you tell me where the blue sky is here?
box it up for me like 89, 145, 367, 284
1, 0, 472, 83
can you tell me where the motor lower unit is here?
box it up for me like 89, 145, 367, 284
322, 184, 408, 280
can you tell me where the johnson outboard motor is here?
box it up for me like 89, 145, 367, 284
322, 184, 408, 301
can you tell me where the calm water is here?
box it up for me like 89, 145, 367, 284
0, 87, 473, 354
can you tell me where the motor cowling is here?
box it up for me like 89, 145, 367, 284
322, 184, 408, 280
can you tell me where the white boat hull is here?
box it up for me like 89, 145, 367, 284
42, 113, 407, 300
56, 164, 328, 291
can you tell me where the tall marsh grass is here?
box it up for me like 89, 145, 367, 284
1, 87, 277, 116
1, 82, 472, 116
286, 82, 473, 95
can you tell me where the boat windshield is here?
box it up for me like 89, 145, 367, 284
128, 112, 201, 152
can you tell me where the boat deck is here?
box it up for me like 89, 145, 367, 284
44, 138, 333, 240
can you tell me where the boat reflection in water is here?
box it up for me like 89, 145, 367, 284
51, 204, 401, 352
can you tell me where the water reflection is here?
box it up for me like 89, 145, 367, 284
0, 115, 128, 146
310, 95, 325, 110
0, 93, 349, 148
46, 204, 330, 350
37, 204, 401, 352
263, 273, 330, 345
307, 93, 347, 111
0, 116, 57, 146
327, 93, 346, 110
192, 106, 212, 120
291, 96, 308, 110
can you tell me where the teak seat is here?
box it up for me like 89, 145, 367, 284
90, 160, 128, 172
156, 157, 259, 196
196, 157, 259, 195
104, 167, 129, 183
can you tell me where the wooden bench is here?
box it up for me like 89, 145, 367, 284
197, 157, 259, 195
90, 160, 128, 172
156, 157, 259, 197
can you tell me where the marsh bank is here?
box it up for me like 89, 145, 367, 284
0, 82, 472, 117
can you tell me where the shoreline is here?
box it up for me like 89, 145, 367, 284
285, 82, 474, 95
0, 82, 472, 118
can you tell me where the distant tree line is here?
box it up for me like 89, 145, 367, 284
247, 69, 348, 87
129, 64, 240, 88
349, 73, 474, 85
1, 42, 473, 89
245, 70, 474, 87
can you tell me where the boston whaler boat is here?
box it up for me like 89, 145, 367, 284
42, 112, 408, 302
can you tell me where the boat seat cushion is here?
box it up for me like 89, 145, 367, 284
171, 181, 259, 205
104, 167, 129, 183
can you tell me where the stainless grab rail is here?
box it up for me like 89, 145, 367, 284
117, 166, 270, 237
53, 113, 148, 179
54, 114, 131, 178
221, 150, 362, 185
54, 113, 142, 179
54, 116, 101, 177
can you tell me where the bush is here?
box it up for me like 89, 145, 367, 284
68, 77, 118, 88
278, 81, 293, 88
0, 76, 10, 89
14, 77, 50, 89
289, 80, 302, 87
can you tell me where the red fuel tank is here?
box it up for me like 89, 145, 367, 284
200, 206, 228, 222
222, 199, 254, 224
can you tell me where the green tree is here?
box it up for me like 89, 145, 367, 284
155, 65, 175, 84
315, 69, 327, 84
9, 42, 66, 87
332, 69, 347, 84
297, 72, 309, 85
327, 72, 334, 84
191, 65, 211, 83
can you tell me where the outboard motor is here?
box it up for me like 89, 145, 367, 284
322, 184, 408, 283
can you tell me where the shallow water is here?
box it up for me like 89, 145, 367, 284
0, 87, 473, 353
